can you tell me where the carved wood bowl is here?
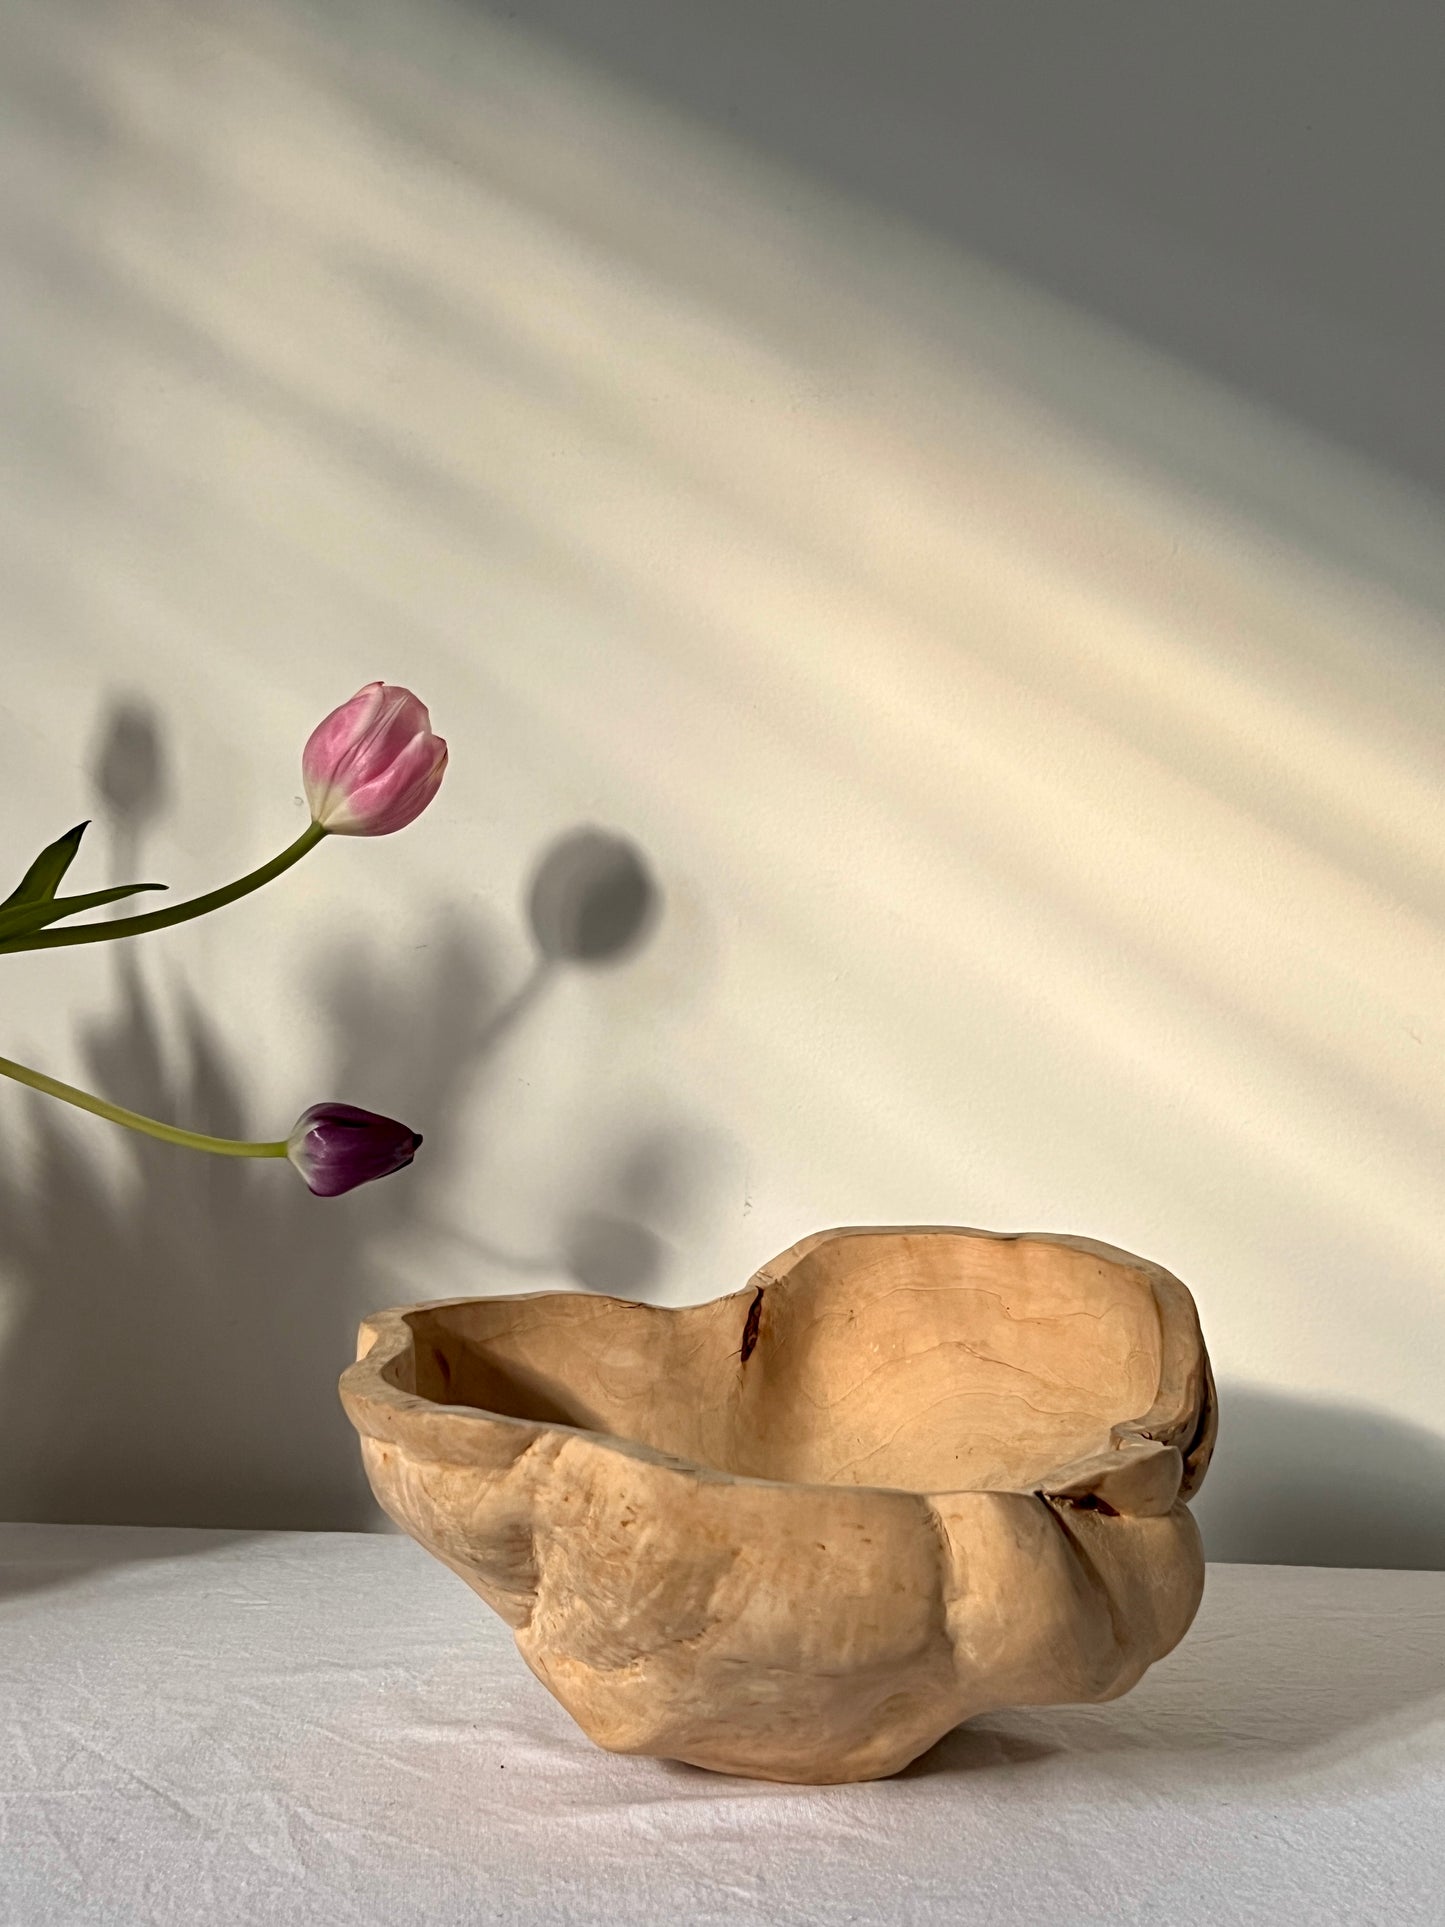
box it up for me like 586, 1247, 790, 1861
340, 1227, 1216, 1784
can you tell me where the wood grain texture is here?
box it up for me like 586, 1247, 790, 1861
340, 1226, 1216, 1782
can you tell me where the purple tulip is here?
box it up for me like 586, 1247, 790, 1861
285, 1102, 423, 1197
302, 683, 448, 836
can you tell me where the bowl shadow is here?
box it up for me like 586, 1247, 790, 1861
907, 1561, 1445, 1786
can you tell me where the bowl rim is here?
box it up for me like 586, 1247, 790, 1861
338, 1224, 1216, 1515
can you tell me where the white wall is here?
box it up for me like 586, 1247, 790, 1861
1, 0, 1442, 1562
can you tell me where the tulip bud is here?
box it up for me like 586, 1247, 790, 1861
285, 1102, 423, 1197
302, 683, 448, 836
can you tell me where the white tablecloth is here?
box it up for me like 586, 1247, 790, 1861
2, 1525, 1441, 1926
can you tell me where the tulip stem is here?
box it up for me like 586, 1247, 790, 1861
0, 821, 327, 955
0, 1052, 289, 1157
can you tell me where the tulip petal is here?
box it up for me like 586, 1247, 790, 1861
334, 732, 449, 837
302, 684, 385, 808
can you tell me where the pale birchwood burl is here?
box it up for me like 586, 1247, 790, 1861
340, 1228, 1216, 1783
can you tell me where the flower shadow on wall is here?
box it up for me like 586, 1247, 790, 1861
0, 699, 695, 1530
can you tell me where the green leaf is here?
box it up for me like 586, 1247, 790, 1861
1, 822, 90, 910
0, 880, 167, 944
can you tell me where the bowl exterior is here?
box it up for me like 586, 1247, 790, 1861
343, 1294, 1209, 1782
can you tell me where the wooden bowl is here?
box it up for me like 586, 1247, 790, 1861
340, 1227, 1216, 1783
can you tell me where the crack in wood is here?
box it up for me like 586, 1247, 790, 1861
740, 1285, 765, 1364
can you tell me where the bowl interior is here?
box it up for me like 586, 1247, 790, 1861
384, 1232, 1170, 1495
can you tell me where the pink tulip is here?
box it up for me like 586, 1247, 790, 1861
302, 683, 448, 836
286, 1102, 423, 1196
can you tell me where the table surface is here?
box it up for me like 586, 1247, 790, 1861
2, 1526, 1442, 1926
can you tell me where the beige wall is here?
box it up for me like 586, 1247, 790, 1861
1, 0, 1442, 1562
